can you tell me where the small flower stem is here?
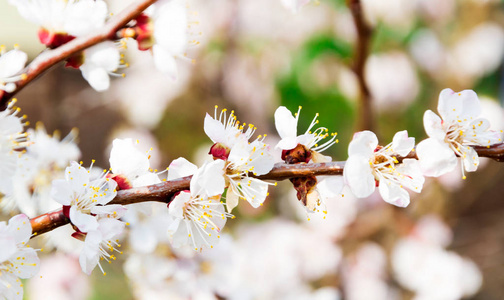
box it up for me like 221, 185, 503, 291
0, 0, 158, 109
347, 0, 374, 131
28, 143, 504, 237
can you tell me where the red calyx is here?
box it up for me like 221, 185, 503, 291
63, 205, 71, 218
65, 52, 85, 69
281, 144, 312, 164
209, 142, 231, 160
106, 174, 133, 190
133, 14, 154, 51
71, 230, 87, 241
38, 27, 75, 49
290, 176, 318, 206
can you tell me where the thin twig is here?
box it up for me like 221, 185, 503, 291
0, 0, 157, 108
348, 0, 373, 131
29, 142, 504, 236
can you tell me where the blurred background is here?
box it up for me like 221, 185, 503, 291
2, 0, 504, 299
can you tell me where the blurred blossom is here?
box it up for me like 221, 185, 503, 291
109, 49, 191, 129
365, 51, 419, 111
28, 254, 90, 300
343, 243, 398, 300
392, 216, 482, 299
1, 125, 80, 217
227, 219, 342, 299
237, 0, 332, 44
361, 0, 415, 30
448, 23, 504, 85
107, 127, 162, 169
332, 9, 357, 44
415, 0, 455, 23
292, 186, 358, 240
409, 29, 445, 75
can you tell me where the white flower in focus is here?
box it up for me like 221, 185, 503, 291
0, 100, 28, 197
168, 163, 233, 251
222, 138, 275, 212
0, 214, 40, 300
204, 106, 256, 155
79, 217, 126, 275
109, 138, 161, 189
281, 0, 311, 13
274, 106, 343, 212
0, 48, 27, 94
203, 107, 275, 211
50, 161, 118, 233
274, 106, 337, 155
79, 42, 122, 92
139, 0, 188, 80
8, 0, 108, 47
344, 130, 424, 207
416, 89, 503, 178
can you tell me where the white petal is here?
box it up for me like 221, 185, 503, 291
378, 180, 410, 207
80, 230, 101, 275
274, 106, 298, 143
203, 113, 226, 144
84, 42, 120, 72
109, 138, 150, 178
14, 248, 39, 279
438, 88, 481, 124
225, 189, 239, 213
190, 160, 225, 197
423, 110, 445, 140
392, 130, 415, 156
152, 45, 178, 80
167, 157, 197, 180
317, 176, 344, 199
153, 0, 187, 55
70, 207, 98, 233
0, 237, 16, 263
97, 218, 125, 240
168, 191, 190, 219
416, 138, 457, 177
80, 64, 110, 91
343, 155, 375, 198
0, 49, 27, 78
348, 131, 378, 157
462, 146, 479, 172
132, 172, 161, 187
396, 159, 425, 193
6, 214, 31, 245
64, 0, 108, 36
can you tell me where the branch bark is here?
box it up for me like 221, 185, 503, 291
28, 142, 504, 237
0, 0, 157, 108
348, 0, 373, 131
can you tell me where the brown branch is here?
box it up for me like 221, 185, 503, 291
28, 142, 504, 237
348, 0, 373, 131
0, 0, 157, 108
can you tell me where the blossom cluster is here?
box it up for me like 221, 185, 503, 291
3, 0, 192, 94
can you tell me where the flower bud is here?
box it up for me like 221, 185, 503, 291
209, 142, 231, 160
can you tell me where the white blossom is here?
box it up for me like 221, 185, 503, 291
79, 42, 122, 92
167, 163, 233, 251
0, 48, 27, 94
109, 138, 161, 189
417, 88, 503, 178
0, 214, 40, 300
50, 161, 119, 233
344, 130, 424, 207
0, 100, 28, 197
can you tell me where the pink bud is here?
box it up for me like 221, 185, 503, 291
209, 142, 231, 160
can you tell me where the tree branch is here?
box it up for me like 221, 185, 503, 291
28, 142, 504, 236
0, 0, 157, 108
348, 0, 373, 131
